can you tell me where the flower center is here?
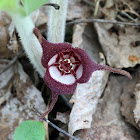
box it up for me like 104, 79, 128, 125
48, 50, 83, 85
59, 59, 74, 73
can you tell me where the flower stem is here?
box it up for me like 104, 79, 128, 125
40, 93, 58, 120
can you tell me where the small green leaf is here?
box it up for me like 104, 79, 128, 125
22, 0, 50, 15
14, 120, 46, 140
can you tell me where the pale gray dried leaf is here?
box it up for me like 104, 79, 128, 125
0, 60, 14, 105
72, 24, 85, 48
0, 62, 46, 139
8, 21, 15, 38
134, 82, 140, 127
67, 0, 89, 20
104, 0, 114, 9
31, 9, 48, 27
0, 12, 18, 58
56, 112, 70, 124
31, 9, 40, 24
74, 76, 140, 140
69, 71, 109, 135
0, 25, 8, 54
93, 0, 140, 69
73, 24, 103, 63
0, 11, 11, 26
95, 23, 140, 68
120, 69, 140, 130
0, 60, 14, 89
69, 23, 108, 135
101, 0, 117, 20
8, 22, 19, 52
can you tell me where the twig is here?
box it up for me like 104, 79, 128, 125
93, 0, 101, 17
120, 11, 137, 23
32, 107, 79, 140
67, 18, 140, 26
0, 50, 24, 75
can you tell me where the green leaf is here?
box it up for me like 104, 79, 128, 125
22, 0, 49, 15
0, 0, 25, 15
14, 120, 46, 140
0, 0, 17, 11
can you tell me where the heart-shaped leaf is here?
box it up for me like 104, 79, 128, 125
14, 120, 46, 140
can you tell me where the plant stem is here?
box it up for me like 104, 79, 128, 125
10, 14, 45, 77
47, 0, 68, 43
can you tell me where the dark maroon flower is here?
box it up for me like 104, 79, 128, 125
33, 28, 132, 120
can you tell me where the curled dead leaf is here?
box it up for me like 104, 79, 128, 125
69, 23, 108, 135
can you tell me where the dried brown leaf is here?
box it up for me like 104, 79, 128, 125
0, 123, 10, 140
67, 0, 90, 21
31, 9, 48, 27
74, 76, 140, 140
69, 23, 108, 135
69, 71, 109, 135
7, 22, 19, 53
56, 112, 70, 124
134, 82, 140, 127
95, 23, 140, 68
120, 69, 140, 130
0, 62, 46, 139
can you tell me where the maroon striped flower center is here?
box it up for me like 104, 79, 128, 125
59, 59, 74, 73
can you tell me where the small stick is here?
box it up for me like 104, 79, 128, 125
32, 107, 79, 140
93, 0, 101, 17
0, 50, 24, 75
67, 18, 140, 26
120, 11, 137, 23
44, 3, 60, 10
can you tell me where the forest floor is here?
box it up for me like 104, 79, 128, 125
0, 0, 140, 140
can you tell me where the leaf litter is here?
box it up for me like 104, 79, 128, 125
0, 0, 140, 139
68, 23, 109, 136
0, 61, 46, 139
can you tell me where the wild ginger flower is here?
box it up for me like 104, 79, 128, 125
33, 28, 132, 120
